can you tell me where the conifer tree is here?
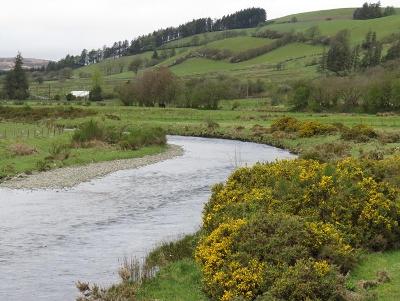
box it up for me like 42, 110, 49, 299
4, 53, 29, 100
326, 30, 352, 75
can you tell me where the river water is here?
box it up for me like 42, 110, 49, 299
0, 136, 294, 301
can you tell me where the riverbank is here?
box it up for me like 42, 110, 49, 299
0, 144, 183, 190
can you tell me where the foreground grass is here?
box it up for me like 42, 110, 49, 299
136, 259, 207, 301
350, 250, 400, 301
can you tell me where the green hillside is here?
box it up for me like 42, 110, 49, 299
28, 7, 400, 98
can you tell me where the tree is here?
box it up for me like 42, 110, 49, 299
4, 53, 29, 100
152, 49, 159, 59
120, 67, 180, 106
318, 48, 327, 72
353, 2, 383, 20
383, 6, 396, 17
128, 58, 143, 74
326, 30, 352, 75
89, 69, 103, 101
361, 32, 382, 68
386, 41, 400, 61
350, 45, 361, 71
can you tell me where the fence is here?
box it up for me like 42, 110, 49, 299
0, 125, 65, 139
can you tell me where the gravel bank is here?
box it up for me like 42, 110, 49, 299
1, 144, 183, 190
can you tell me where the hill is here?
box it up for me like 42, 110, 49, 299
0, 57, 50, 71
27, 7, 400, 99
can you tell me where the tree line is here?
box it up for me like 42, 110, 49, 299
320, 29, 400, 75
47, 8, 266, 71
118, 67, 265, 109
353, 2, 396, 20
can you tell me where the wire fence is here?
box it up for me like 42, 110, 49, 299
0, 125, 65, 139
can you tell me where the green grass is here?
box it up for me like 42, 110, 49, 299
205, 36, 273, 53
350, 250, 400, 301
0, 120, 167, 179
264, 13, 400, 45
170, 42, 322, 78
136, 259, 207, 301
274, 8, 356, 23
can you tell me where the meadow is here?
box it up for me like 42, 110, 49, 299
2, 99, 400, 180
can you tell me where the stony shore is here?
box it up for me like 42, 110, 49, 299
0, 144, 183, 190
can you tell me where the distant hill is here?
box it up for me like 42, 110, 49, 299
29, 7, 400, 98
0, 57, 51, 71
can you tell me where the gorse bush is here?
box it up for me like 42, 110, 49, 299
270, 117, 337, 137
195, 158, 400, 300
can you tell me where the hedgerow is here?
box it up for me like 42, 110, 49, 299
195, 158, 400, 300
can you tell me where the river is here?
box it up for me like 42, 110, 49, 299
0, 136, 294, 300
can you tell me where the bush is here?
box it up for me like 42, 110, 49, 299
72, 120, 105, 145
119, 127, 166, 150
66, 93, 76, 101
300, 142, 350, 162
270, 116, 300, 132
196, 158, 400, 300
269, 259, 343, 301
341, 124, 378, 142
271, 117, 337, 137
8, 143, 37, 156
89, 86, 103, 102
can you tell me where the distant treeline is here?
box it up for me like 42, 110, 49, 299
353, 2, 396, 20
47, 8, 266, 72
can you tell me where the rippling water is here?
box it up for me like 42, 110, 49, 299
0, 136, 294, 300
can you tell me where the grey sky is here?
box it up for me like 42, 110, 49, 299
1, 0, 398, 60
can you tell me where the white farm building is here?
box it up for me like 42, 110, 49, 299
70, 91, 90, 99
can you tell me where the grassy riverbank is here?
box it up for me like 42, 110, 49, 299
0, 106, 168, 181
42, 100, 398, 301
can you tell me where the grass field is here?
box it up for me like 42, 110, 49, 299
262, 13, 400, 45
350, 251, 400, 300
205, 36, 273, 53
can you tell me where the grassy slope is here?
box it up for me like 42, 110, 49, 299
350, 251, 400, 301
205, 36, 273, 53
28, 8, 400, 97
264, 13, 400, 45
170, 43, 323, 77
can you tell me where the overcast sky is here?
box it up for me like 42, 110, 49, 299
0, 0, 399, 60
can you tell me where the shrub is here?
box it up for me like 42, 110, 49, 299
89, 86, 103, 102
298, 121, 337, 137
196, 158, 400, 300
271, 117, 336, 138
341, 124, 378, 142
48, 141, 71, 161
66, 93, 76, 101
8, 143, 37, 156
300, 142, 350, 162
72, 120, 105, 145
119, 128, 166, 150
270, 116, 300, 132
269, 259, 343, 301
